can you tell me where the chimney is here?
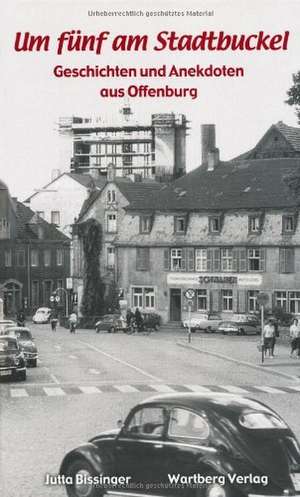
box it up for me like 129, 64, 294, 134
207, 149, 220, 171
201, 124, 216, 165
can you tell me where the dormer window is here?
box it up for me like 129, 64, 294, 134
282, 215, 296, 234
249, 215, 261, 233
174, 216, 186, 234
107, 190, 116, 204
209, 215, 222, 233
140, 215, 152, 234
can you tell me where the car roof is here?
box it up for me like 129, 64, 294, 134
137, 393, 273, 415
5, 326, 31, 331
35, 307, 51, 312
0, 335, 18, 343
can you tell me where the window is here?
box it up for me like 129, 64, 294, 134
107, 246, 115, 268
207, 248, 221, 272
107, 190, 116, 204
16, 250, 25, 267
282, 215, 296, 234
107, 213, 117, 233
4, 249, 12, 267
174, 216, 186, 234
209, 216, 221, 233
31, 281, 39, 307
289, 292, 300, 314
43, 249, 51, 267
0, 218, 9, 232
125, 407, 166, 438
140, 216, 152, 234
56, 249, 63, 266
132, 287, 143, 308
221, 248, 233, 272
169, 408, 210, 439
279, 248, 294, 273
171, 248, 182, 271
37, 211, 45, 219
31, 249, 38, 267
248, 248, 265, 271
222, 289, 233, 311
132, 286, 155, 310
274, 291, 287, 311
51, 211, 60, 225
136, 248, 150, 271
195, 249, 207, 272
249, 216, 261, 233
248, 290, 259, 312
196, 290, 208, 311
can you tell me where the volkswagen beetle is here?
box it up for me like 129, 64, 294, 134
60, 393, 300, 497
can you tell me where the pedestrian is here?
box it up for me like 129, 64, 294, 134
69, 311, 78, 333
270, 318, 279, 357
50, 314, 58, 332
126, 308, 134, 328
134, 307, 144, 333
289, 318, 300, 358
263, 319, 275, 358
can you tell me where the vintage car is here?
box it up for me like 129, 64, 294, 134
60, 392, 300, 497
182, 313, 222, 332
0, 336, 26, 380
0, 319, 16, 334
95, 314, 127, 333
216, 320, 260, 336
4, 327, 38, 367
32, 307, 52, 324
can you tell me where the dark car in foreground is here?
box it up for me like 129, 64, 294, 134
216, 320, 260, 336
60, 393, 300, 497
0, 336, 26, 380
4, 327, 38, 367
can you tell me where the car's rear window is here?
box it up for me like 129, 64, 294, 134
239, 411, 287, 429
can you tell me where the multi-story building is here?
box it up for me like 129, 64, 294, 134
72, 166, 162, 312
115, 121, 300, 324
0, 180, 70, 316
59, 105, 188, 181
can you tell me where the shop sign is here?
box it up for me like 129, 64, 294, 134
167, 272, 262, 287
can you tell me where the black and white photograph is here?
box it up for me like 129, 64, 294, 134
1, 0, 300, 496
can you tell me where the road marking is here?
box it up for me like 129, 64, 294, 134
184, 384, 212, 392
149, 384, 175, 393
287, 385, 300, 392
89, 368, 100, 375
221, 385, 250, 394
114, 385, 139, 393
254, 386, 287, 394
10, 389, 29, 398
43, 387, 66, 396
79, 386, 101, 394
80, 341, 162, 382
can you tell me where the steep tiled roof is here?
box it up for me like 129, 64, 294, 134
275, 121, 300, 152
77, 178, 163, 221
125, 158, 300, 212
16, 202, 69, 241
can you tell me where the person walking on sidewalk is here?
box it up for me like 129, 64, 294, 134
69, 311, 78, 333
263, 319, 275, 358
289, 318, 300, 358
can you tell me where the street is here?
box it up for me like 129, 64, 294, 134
2, 324, 300, 497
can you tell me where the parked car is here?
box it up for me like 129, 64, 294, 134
216, 320, 260, 336
142, 312, 161, 331
60, 392, 300, 497
0, 320, 16, 334
95, 314, 126, 333
32, 307, 52, 324
182, 313, 222, 332
4, 327, 38, 367
0, 336, 26, 380
232, 313, 259, 325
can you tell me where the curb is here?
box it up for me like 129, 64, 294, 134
176, 341, 300, 382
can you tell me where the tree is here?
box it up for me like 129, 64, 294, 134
286, 71, 300, 124
79, 219, 105, 317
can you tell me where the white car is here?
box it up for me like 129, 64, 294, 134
32, 307, 52, 324
182, 313, 222, 332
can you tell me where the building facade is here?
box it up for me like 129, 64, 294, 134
0, 181, 70, 316
59, 105, 187, 181
115, 122, 300, 324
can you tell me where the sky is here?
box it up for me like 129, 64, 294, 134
0, 0, 300, 200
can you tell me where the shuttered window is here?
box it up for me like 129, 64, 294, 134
279, 248, 294, 273
232, 248, 247, 272
136, 248, 150, 271
207, 248, 221, 272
